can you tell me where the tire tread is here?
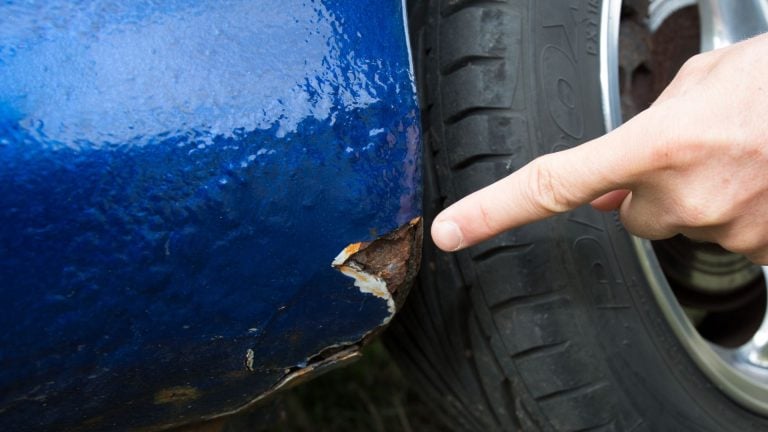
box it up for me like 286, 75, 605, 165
387, 0, 622, 431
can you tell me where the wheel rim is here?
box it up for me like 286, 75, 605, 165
600, 0, 768, 415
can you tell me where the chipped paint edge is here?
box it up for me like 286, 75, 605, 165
332, 245, 396, 325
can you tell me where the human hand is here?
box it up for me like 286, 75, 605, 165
431, 33, 768, 264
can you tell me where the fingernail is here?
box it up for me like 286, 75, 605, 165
432, 220, 463, 251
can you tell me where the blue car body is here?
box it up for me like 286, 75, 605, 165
0, 1, 420, 429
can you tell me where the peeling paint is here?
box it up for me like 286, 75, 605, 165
332, 217, 422, 324
245, 349, 255, 372
333, 250, 395, 322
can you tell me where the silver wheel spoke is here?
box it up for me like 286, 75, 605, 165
649, 0, 696, 32
736, 267, 768, 369
698, 0, 768, 51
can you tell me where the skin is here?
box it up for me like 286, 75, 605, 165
431, 33, 768, 264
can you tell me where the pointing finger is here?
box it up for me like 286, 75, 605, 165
431, 110, 660, 251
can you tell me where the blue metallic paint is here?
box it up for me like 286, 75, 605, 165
0, 0, 420, 429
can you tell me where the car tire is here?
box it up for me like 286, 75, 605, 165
385, 0, 768, 430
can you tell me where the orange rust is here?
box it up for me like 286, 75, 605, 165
340, 217, 422, 310
342, 242, 363, 257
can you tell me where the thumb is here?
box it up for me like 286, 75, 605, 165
431, 114, 654, 251
591, 189, 631, 211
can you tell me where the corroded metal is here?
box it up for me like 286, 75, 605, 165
334, 217, 423, 315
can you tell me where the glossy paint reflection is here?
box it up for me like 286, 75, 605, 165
1, 0, 391, 146
0, 0, 420, 429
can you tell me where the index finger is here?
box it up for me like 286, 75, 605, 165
431, 111, 657, 251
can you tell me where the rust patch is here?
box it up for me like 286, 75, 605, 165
340, 242, 363, 257
154, 386, 201, 405
333, 217, 422, 311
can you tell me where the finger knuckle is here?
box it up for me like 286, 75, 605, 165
643, 123, 690, 169
477, 200, 499, 234
527, 157, 573, 215
678, 53, 711, 77
676, 196, 728, 228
